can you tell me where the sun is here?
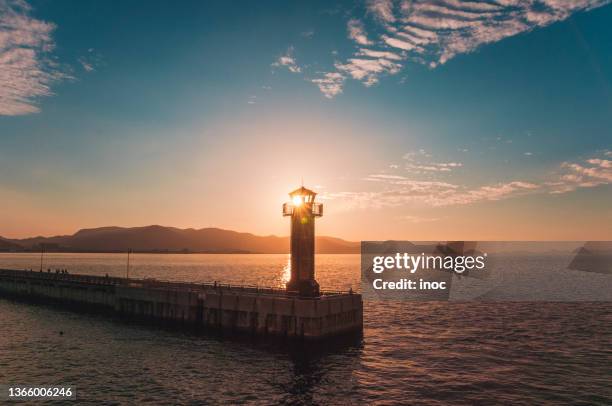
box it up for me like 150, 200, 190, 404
292, 195, 303, 206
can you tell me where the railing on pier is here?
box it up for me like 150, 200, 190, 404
0, 269, 351, 297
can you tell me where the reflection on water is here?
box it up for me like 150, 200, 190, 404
0, 253, 610, 404
282, 254, 291, 286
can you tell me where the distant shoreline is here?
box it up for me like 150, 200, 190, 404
0, 250, 358, 255
0, 225, 360, 254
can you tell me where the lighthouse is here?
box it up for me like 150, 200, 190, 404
283, 186, 323, 297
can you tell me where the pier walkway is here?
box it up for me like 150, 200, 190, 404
0, 269, 362, 340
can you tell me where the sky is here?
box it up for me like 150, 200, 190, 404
0, 0, 611, 241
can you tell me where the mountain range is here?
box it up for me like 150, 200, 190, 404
0, 225, 360, 254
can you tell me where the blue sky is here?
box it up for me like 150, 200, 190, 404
0, 0, 611, 239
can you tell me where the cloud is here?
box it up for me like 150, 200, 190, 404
357, 48, 404, 60
368, 0, 396, 23
365, 173, 413, 181
402, 148, 431, 159
77, 48, 102, 73
0, 0, 68, 115
400, 149, 462, 172
272, 46, 301, 73
337, 176, 540, 208
405, 162, 462, 172
336, 57, 402, 86
311, 72, 345, 98
330, 152, 612, 210
444, 181, 539, 206
402, 215, 439, 223
301, 29, 315, 39
382, 35, 421, 51
587, 158, 612, 168
549, 157, 612, 193
310, 0, 611, 97
78, 57, 94, 72
347, 19, 372, 45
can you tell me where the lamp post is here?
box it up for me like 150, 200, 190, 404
126, 249, 132, 280
39, 244, 45, 272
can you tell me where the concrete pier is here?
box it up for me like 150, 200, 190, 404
0, 269, 363, 340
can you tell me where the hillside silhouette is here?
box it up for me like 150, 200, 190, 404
1, 225, 359, 254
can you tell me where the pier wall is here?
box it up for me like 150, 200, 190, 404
0, 269, 362, 340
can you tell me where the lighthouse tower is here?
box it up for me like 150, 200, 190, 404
283, 186, 323, 297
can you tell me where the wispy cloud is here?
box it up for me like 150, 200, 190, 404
357, 48, 403, 60
78, 57, 94, 72
402, 215, 439, 223
347, 18, 372, 45
336, 175, 540, 208
272, 46, 301, 73
77, 48, 102, 73
336, 56, 402, 86
402, 148, 431, 159
368, 0, 396, 23
366, 170, 538, 204
301, 29, 315, 39
329, 152, 612, 209
445, 181, 540, 206
402, 148, 462, 173
311, 72, 345, 98
548, 156, 612, 193
405, 162, 462, 172
309, 0, 611, 97
0, 0, 68, 115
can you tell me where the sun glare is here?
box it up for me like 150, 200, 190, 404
292, 196, 303, 206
